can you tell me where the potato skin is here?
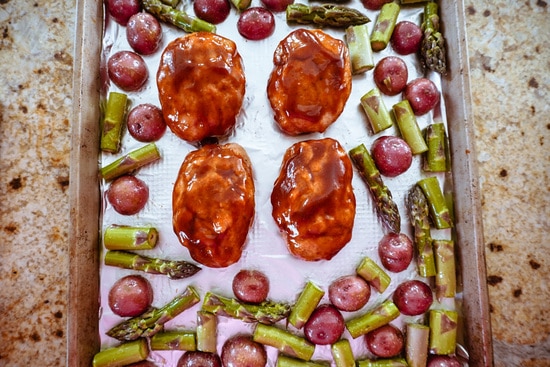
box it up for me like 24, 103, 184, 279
271, 138, 356, 261
172, 143, 255, 268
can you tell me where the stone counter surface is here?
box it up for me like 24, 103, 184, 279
0, 0, 548, 366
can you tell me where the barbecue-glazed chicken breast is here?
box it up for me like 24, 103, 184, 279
157, 32, 246, 143
173, 143, 255, 268
271, 138, 356, 261
267, 29, 352, 135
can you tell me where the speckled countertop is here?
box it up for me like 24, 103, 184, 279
0, 0, 548, 366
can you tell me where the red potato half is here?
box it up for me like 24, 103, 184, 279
404, 78, 440, 116
373, 56, 409, 96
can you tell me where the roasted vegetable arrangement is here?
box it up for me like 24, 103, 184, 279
96, 0, 461, 366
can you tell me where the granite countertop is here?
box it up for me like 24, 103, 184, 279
0, 0, 548, 366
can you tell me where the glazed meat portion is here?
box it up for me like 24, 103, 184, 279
157, 32, 246, 143
173, 143, 255, 268
271, 138, 356, 261
267, 29, 352, 135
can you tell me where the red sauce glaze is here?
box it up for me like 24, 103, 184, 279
271, 138, 356, 261
173, 143, 255, 268
157, 32, 245, 143
267, 29, 352, 135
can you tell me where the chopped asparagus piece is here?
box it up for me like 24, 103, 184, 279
417, 176, 453, 229
405, 323, 429, 367
331, 339, 355, 367
202, 292, 291, 324
345, 300, 400, 338
100, 143, 161, 182
360, 88, 393, 134
370, 2, 400, 52
356, 256, 391, 293
286, 3, 370, 28
345, 24, 375, 74
277, 355, 329, 367
392, 100, 428, 155
288, 281, 325, 329
253, 324, 315, 361
406, 185, 436, 277
100, 91, 128, 154
423, 123, 449, 172
357, 358, 408, 367
92, 339, 149, 367
196, 311, 217, 353
150, 330, 197, 351
349, 144, 401, 233
421, 1, 447, 74
230, 0, 251, 11
142, 0, 216, 33
160, 0, 180, 6
103, 225, 158, 251
104, 250, 201, 279
429, 309, 458, 355
434, 239, 457, 301
107, 286, 200, 341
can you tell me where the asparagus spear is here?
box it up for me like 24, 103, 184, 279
423, 123, 448, 172
356, 256, 391, 293
150, 330, 197, 351
331, 339, 355, 367
370, 2, 400, 52
100, 91, 128, 154
100, 143, 161, 182
349, 144, 401, 233
288, 281, 325, 329
345, 300, 400, 338
433, 239, 457, 301
103, 225, 158, 251
420, 1, 447, 74
253, 324, 315, 361
277, 355, 328, 367
107, 286, 200, 341
360, 88, 393, 134
345, 24, 375, 74
392, 100, 428, 155
104, 250, 201, 279
406, 185, 436, 277
356, 358, 408, 367
160, 0, 180, 6
201, 292, 291, 324
417, 176, 453, 229
429, 309, 458, 355
196, 311, 217, 353
405, 323, 429, 367
286, 3, 370, 28
142, 0, 216, 33
92, 339, 149, 367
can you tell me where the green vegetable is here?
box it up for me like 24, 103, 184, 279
406, 185, 436, 277
286, 3, 370, 28
100, 91, 127, 154
92, 339, 149, 367
421, 1, 447, 74
331, 339, 355, 367
142, 0, 216, 33
360, 88, 393, 134
434, 239, 457, 301
103, 225, 158, 251
106, 286, 200, 341
356, 256, 391, 293
345, 300, 400, 338
150, 330, 197, 351
253, 324, 315, 361
202, 292, 291, 324
346, 24, 375, 74
392, 100, 428, 155
349, 144, 401, 233
417, 176, 453, 229
288, 281, 325, 329
370, 2, 400, 52
196, 311, 217, 353
104, 250, 201, 279
100, 143, 161, 182
405, 323, 429, 367
423, 123, 449, 172
429, 309, 458, 355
